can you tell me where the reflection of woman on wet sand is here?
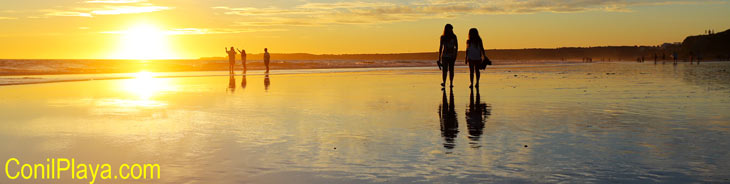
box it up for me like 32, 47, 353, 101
465, 87, 491, 142
227, 75, 236, 93
438, 88, 458, 149
264, 73, 270, 91
240, 75, 247, 89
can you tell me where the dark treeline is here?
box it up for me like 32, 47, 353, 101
203, 29, 730, 62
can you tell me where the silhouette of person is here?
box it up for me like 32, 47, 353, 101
438, 88, 458, 149
654, 53, 658, 64
264, 48, 271, 73
264, 73, 270, 91
237, 48, 247, 74
697, 52, 702, 64
466, 28, 486, 88
438, 24, 458, 88
227, 74, 236, 93
673, 51, 678, 65
465, 87, 491, 143
226, 47, 237, 75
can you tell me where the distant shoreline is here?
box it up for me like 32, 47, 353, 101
0, 59, 630, 76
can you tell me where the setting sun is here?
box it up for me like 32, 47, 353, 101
112, 23, 178, 60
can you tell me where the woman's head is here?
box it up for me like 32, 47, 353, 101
442, 24, 454, 38
468, 28, 480, 41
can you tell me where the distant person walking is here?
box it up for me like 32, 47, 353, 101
226, 47, 237, 75
465, 28, 486, 88
264, 48, 271, 73
673, 51, 679, 65
237, 48, 247, 74
438, 24, 458, 88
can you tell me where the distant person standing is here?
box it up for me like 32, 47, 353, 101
438, 24, 458, 88
237, 48, 247, 74
264, 48, 271, 73
465, 28, 486, 88
225, 47, 237, 75
673, 51, 678, 65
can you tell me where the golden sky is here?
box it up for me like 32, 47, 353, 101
0, 0, 729, 59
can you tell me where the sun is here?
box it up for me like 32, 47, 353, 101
112, 23, 178, 60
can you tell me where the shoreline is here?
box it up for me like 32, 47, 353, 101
0, 59, 672, 77
0, 61, 723, 87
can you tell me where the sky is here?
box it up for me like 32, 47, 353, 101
0, 0, 729, 59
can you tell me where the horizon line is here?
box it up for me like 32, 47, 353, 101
0, 44, 678, 60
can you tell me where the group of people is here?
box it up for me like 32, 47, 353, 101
225, 47, 271, 75
438, 24, 491, 89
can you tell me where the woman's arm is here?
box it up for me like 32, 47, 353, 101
438, 38, 443, 62
465, 42, 469, 64
480, 40, 486, 61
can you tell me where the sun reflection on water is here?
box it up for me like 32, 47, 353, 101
116, 71, 176, 107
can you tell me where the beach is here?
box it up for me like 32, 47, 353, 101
1, 62, 729, 183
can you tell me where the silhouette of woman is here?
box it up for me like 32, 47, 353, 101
438, 88, 458, 149
264, 48, 271, 73
438, 24, 458, 88
237, 48, 247, 74
466, 28, 486, 88
225, 47, 237, 75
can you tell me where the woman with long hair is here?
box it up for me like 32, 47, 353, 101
465, 28, 486, 88
237, 48, 247, 74
438, 24, 458, 88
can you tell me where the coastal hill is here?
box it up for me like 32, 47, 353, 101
682, 29, 730, 60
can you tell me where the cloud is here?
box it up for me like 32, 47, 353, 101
101, 27, 284, 35
90, 6, 171, 15
85, 0, 147, 3
213, 0, 722, 26
43, 11, 93, 17
0, 17, 18, 20
42, 0, 171, 18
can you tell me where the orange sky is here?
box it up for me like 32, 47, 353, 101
0, 0, 729, 59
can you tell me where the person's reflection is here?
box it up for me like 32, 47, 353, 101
439, 88, 458, 149
227, 74, 236, 93
264, 73, 270, 91
465, 87, 491, 143
241, 74, 247, 89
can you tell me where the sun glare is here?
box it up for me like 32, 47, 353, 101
113, 23, 178, 60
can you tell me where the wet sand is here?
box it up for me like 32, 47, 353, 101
1, 62, 729, 183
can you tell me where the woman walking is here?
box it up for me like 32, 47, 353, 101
465, 28, 486, 88
438, 24, 458, 88
237, 48, 247, 74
